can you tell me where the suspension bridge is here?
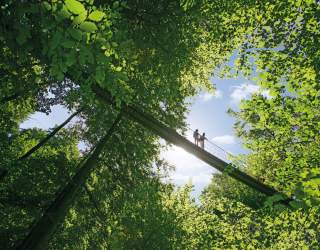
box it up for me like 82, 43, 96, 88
93, 84, 290, 198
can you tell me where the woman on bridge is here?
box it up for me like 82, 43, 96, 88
199, 132, 207, 149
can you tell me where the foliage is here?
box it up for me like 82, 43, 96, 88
203, 173, 266, 209
1, 0, 320, 249
200, 189, 320, 249
226, 0, 320, 206
199, 0, 320, 248
0, 128, 80, 248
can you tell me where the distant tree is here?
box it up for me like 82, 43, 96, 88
202, 173, 266, 210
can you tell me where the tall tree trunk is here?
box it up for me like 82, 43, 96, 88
18, 108, 83, 161
17, 112, 122, 250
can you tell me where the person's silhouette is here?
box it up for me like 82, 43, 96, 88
199, 132, 207, 149
193, 129, 199, 146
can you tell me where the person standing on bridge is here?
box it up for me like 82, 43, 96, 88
199, 132, 207, 149
193, 129, 199, 146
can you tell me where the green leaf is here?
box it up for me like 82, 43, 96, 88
289, 200, 304, 209
57, 5, 72, 20
95, 67, 105, 84
88, 10, 105, 22
65, 0, 86, 15
16, 28, 30, 45
79, 21, 98, 32
42, 2, 51, 11
50, 64, 64, 81
223, 163, 236, 175
113, 1, 120, 8
68, 28, 83, 41
264, 194, 285, 207
73, 11, 87, 25
51, 31, 63, 50
114, 66, 122, 72
65, 51, 77, 67
61, 40, 75, 48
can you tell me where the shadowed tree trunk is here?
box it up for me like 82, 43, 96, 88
17, 112, 122, 250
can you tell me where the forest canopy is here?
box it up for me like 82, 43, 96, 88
0, 0, 320, 249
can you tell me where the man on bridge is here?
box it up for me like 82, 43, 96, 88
193, 129, 199, 146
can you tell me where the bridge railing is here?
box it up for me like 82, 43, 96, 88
185, 127, 247, 167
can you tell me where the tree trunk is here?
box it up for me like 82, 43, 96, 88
16, 112, 122, 250
18, 108, 83, 161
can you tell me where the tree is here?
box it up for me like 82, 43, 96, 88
198, 1, 320, 248
0, 128, 80, 248
0, 1, 241, 246
226, 0, 320, 205
18, 113, 121, 250
203, 173, 266, 210
2, 0, 320, 248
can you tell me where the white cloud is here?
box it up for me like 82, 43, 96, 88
200, 90, 223, 102
230, 83, 259, 103
202, 93, 213, 101
160, 145, 216, 194
214, 90, 223, 98
230, 83, 271, 103
161, 146, 208, 173
212, 135, 236, 145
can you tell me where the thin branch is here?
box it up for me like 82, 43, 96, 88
18, 108, 83, 161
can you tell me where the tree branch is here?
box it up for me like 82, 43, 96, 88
18, 108, 83, 161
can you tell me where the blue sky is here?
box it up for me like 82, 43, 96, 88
20, 77, 264, 197
161, 77, 265, 197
